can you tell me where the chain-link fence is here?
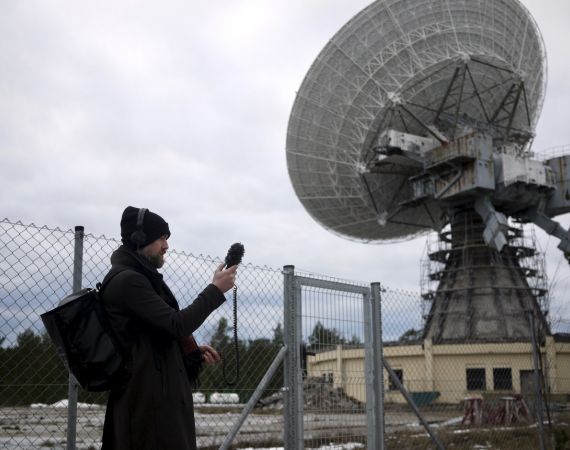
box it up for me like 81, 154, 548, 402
0, 219, 285, 449
2, 218, 570, 450
282, 269, 374, 449
304, 282, 570, 450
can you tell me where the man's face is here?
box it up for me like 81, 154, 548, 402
139, 235, 169, 268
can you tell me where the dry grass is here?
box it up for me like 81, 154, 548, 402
386, 411, 570, 450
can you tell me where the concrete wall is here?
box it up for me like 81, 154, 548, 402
307, 340, 570, 404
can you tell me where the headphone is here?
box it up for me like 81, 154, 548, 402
130, 208, 148, 248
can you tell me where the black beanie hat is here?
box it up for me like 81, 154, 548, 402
120, 206, 171, 249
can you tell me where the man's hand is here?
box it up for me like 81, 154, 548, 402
199, 344, 221, 365
212, 263, 237, 293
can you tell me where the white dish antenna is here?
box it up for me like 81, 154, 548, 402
287, 0, 547, 243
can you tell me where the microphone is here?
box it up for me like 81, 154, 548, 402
224, 243, 245, 268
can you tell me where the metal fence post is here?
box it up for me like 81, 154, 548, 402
67, 225, 84, 450
528, 311, 547, 450
219, 346, 288, 450
365, 282, 385, 450
283, 265, 303, 450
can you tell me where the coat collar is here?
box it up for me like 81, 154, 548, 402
110, 245, 164, 283
110, 245, 180, 310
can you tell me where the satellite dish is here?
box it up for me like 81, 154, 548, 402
286, 0, 547, 243
286, 0, 570, 344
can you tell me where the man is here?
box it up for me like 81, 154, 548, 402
100, 206, 236, 450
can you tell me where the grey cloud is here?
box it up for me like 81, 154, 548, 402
1, 0, 569, 315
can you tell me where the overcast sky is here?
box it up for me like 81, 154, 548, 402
2, 0, 570, 320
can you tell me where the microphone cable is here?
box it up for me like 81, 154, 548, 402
222, 285, 239, 386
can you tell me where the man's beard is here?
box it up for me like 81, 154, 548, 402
139, 249, 165, 268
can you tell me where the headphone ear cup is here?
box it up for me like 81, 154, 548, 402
131, 229, 147, 247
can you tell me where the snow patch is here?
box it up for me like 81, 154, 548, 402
30, 400, 102, 409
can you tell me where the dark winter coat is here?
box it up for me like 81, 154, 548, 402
100, 245, 226, 450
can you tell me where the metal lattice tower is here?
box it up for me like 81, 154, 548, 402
420, 211, 549, 343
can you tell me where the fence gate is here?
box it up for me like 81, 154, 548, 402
282, 266, 384, 450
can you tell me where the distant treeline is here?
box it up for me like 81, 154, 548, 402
0, 319, 360, 406
0, 329, 80, 406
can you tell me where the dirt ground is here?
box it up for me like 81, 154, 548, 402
1, 405, 569, 449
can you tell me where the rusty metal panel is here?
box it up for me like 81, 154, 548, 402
425, 134, 493, 168
546, 155, 570, 216
434, 159, 495, 200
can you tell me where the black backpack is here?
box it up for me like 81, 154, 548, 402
40, 271, 127, 392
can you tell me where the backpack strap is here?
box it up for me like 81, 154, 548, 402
92, 267, 135, 373
96, 266, 136, 293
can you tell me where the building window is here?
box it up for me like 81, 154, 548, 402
389, 369, 403, 390
466, 368, 486, 391
324, 372, 334, 384
493, 368, 512, 390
